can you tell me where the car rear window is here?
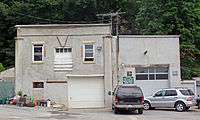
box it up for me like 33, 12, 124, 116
188, 89, 195, 95
180, 89, 194, 96
117, 86, 142, 95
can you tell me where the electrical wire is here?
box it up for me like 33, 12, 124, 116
15, 12, 111, 24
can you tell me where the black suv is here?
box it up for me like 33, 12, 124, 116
111, 84, 144, 114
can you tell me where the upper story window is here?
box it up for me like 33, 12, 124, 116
83, 44, 95, 62
32, 44, 44, 62
54, 47, 73, 71
55, 48, 72, 53
136, 66, 169, 80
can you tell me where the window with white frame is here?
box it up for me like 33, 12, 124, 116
135, 66, 169, 80
83, 44, 95, 62
32, 44, 44, 62
54, 47, 73, 71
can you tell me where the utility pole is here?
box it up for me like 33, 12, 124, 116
97, 11, 126, 85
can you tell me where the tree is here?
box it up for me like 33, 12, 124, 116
0, 63, 5, 72
135, 0, 200, 79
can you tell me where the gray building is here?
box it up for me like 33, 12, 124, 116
15, 24, 181, 109
117, 35, 181, 96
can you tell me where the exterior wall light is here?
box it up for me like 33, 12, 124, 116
144, 50, 148, 55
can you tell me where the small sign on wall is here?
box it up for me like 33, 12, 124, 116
172, 71, 178, 76
123, 76, 134, 84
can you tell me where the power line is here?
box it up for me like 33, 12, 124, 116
15, 12, 111, 24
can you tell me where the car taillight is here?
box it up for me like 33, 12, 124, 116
141, 96, 144, 103
187, 97, 193, 101
115, 96, 119, 104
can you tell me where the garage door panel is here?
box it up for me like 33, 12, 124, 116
135, 80, 169, 97
70, 101, 104, 108
68, 77, 104, 108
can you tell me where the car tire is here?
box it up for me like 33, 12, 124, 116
114, 107, 119, 114
175, 102, 186, 112
144, 101, 151, 110
138, 108, 143, 114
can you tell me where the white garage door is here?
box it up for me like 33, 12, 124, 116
68, 77, 104, 108
135, 80, 169, 97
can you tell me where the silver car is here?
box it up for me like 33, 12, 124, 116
144, 88, 196, 112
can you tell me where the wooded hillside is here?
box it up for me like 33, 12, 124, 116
0, 0, 200, 79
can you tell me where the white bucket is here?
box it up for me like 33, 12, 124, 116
47, 100, 51, 107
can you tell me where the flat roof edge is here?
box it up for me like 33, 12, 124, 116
119, 35, 180, 38
15, 24, 111, 28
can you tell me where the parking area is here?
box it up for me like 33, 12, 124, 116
0, 105, 200, 120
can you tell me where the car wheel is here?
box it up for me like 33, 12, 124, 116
175, 102, 186, 112
114, 107, 119, 114
144, 101, 151, 110
138, 108, 143, 114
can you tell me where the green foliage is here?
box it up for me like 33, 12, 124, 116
0, 63, 5, 72
17, 90, 22, 96
135, 0, 200, 79
0, 0, 200, 79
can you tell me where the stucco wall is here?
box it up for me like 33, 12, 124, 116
15, 24, 111, 100
118, 35, 181, 96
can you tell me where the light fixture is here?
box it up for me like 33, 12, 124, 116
144, 50, 148, 55
97, 46, 102, 51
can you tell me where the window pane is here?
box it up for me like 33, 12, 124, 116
164, 90, 177, 96
34, 55, 42, 61
136, 74, 148, 80
149, 74, 155, 80
188, 89, 195, 95
154, 91, 163, 97
156, 67, 168, 73
84, 44, 94, 61
84, 58, 94, 61
64, 48, 67, 52
149, 67, 155, 73
117, 86, 142, 95
68, 48, 72, 52
56, 48, 59, 53
33, 44, 43, 62
136, 67, 148, 73
85, 53, 93, 57
85, 49, 93, 53
180, 90, 190, 95
85, 45, 93, 49
156, 74, 168, 79
34, 47, 42, 53
33, 82, 44, 88
60, 48, 63, 53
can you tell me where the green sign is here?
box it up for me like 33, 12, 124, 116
122, 76, 134, 84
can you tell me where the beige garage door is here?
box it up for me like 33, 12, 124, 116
68, 77, 104, 108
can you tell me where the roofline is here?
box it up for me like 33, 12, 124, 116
15, 24, 111, 28
119, 35, 180, 38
